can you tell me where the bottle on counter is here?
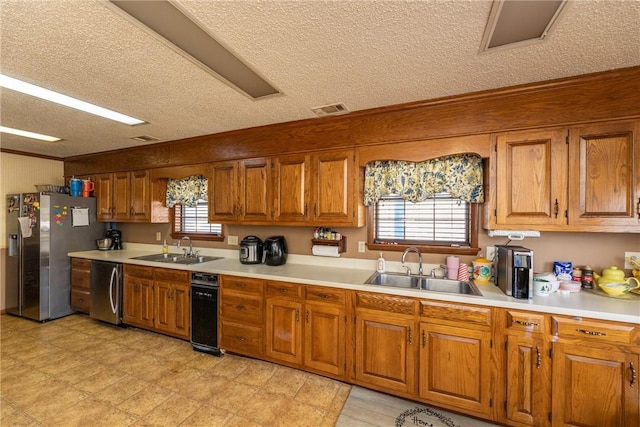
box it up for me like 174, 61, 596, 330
162, 239, 169, 254
581, 266, 594, 289
377, 252, 386, 273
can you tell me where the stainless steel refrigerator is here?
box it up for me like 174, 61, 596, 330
5, 192, 105, 321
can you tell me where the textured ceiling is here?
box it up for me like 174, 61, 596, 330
1, 0, 639, 158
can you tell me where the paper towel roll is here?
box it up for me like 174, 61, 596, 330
312, 245, 340, 257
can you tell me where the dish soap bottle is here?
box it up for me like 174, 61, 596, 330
162, 239, 169, 254
377, 252, 386, 273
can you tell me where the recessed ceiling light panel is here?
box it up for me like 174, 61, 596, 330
480, 0, 569, 53
0, 126, 62, 142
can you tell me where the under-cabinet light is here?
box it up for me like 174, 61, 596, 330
0, 74, 145, 125
0, 125, 61, 142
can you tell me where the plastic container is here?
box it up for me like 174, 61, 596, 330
376, 253, 386, 273
162, 240, 169, 254
559, 280, 582, 293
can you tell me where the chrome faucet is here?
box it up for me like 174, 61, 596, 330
402, 247, 423, 276
177, 236, 194, 257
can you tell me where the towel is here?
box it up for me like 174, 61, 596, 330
18, 217, 32, 238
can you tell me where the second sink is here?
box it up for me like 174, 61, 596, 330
365, 272, 482, 296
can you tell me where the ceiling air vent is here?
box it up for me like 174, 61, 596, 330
311, 103, 350, 117
131, 135, 160, 142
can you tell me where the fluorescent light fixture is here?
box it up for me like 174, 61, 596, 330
0, 126, 61, 142
107, 0, 280, 100
0, 74, 145, 125
480, 0, 569, 53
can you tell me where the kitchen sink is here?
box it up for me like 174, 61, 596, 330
130, 253, 223, 265
365, 272, 482, 296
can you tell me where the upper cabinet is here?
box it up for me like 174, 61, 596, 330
489, 120, 640, 232
211, 149, 365, 227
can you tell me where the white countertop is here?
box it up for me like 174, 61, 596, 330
69, 244, 640, 324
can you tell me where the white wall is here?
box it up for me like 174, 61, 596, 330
0, 152, 65, 310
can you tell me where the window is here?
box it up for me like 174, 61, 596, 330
369, 192, 479, 254
171, 199, 223, 240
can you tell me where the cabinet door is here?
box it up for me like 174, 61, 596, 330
265, 298, 303, 365
303, 302, 346, 377
122, 275, 154, 329
552, 343, 639, 427
495, 129, 568, 226
505, 335, 550, 426
239, 158, 272, 222
112, 172, 131, 221
312, 150, 356, 224
95, 173, 114, 221
129, 170, 150, 222
273, 154, 311, 223
153, 280, 174, 335
419, 323, 492, 418
172, 282, 190, 339
209, 161, 238, 222
568, 121, 640, 229
355, 311, 416, 394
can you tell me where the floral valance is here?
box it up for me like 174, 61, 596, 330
363, 154, 484, 206
166, 175, 208, 208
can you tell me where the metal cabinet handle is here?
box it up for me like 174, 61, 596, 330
536, 346, 541, 369
295, 308, 300, 322
306, 310, 310, 324
636, 198, 640, 219
408, 327, 413, 344
236, 305, 245, 311
278, 288, 288, 293
575, 328, 606, 336
317, 293, 331, 299
514, 320, 539, 327
554, 199, 559, 218
236, 336, 247, 341
304, 203, 308, 216
422, 330, 426, 348
631, 363, 637, 387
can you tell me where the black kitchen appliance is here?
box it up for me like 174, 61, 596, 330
190, 272, 224, 356
495, 245, 534, 300
239, 235, 263, 264
105, 228, 123, 250
264, 236, 287, 266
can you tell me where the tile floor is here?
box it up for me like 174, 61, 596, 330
0, 314, 350, 426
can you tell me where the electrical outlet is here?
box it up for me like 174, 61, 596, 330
486, 246, 496, 262
624, 252, 640, 269
228, 235, 238, 245
358, 241, 366, 253
155, 232, 162, 241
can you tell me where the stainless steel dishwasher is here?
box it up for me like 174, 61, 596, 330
90, 261, 123, 325
191, 272, 224, 356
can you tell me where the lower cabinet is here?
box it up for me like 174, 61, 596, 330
353, 291, 418, 395
418, 300, 494, 419
70, 258, 91, 313
122, 265, 190, 339
265, 281, 304, 364
219, 276, 265, 358
551, 316, 640, 427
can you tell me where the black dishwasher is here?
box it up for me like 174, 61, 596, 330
190, 272, 224, 356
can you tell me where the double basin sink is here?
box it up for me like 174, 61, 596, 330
130, 253, 222, 265
365, 272, 482, 296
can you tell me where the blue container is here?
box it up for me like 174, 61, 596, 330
69, 179, 82, 197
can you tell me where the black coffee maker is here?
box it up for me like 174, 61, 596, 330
105, 229, 123, 250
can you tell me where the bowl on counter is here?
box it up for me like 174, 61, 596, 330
559, 280, 582, 293
598, 281, 640, 296
96, 238, 113, 251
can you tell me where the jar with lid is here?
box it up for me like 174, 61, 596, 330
581, 266, 594, 289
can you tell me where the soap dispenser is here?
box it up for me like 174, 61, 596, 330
162, 239, 169, 254
376, 252, 386, 273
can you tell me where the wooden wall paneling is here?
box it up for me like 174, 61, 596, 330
65, 144, 170, 176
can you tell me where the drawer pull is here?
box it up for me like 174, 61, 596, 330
317, 293, 331, 299
514, 320, 539, 327
631, 363, 637, 387
536, 346, 541, 369
236, 305, 245, 311
278, 288, 288, 293
575, 328, 606, 336
236, 336, 247, 341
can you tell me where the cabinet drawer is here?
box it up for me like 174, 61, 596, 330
552, 316, 637, 345
220, 321, 262, 355
154, 268, 189, 284
71, 258, 91, 271
355, 291, 416, 315
506, 311, 546, 333
420, 300, 491, 327
71, 270, 91, 290
71, 289, 90, 313
221, 276, 264, 294
220, 292, 263, 325
266, 281, 303, 299
305, 286, 345, 305
124, 264, 153, 279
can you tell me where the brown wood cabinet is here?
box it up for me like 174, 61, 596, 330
153, 268, 190, 340
219, 275, 265, 357
503, 311, 551, 427
551, 316, 640, 427
95, 170, 151, 222
490, 120, 640, 232
418, 300, 494, 420
354, 291, 418, 396
70, 258, 91, 313
264, 281, 304, 365
273, 154, 311, 223
122, 265, 154, 329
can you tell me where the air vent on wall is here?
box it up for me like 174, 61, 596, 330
131, 135, 160, 142
311, 103, 350, 117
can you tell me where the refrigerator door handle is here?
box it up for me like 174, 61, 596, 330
109, 267, 117, 314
